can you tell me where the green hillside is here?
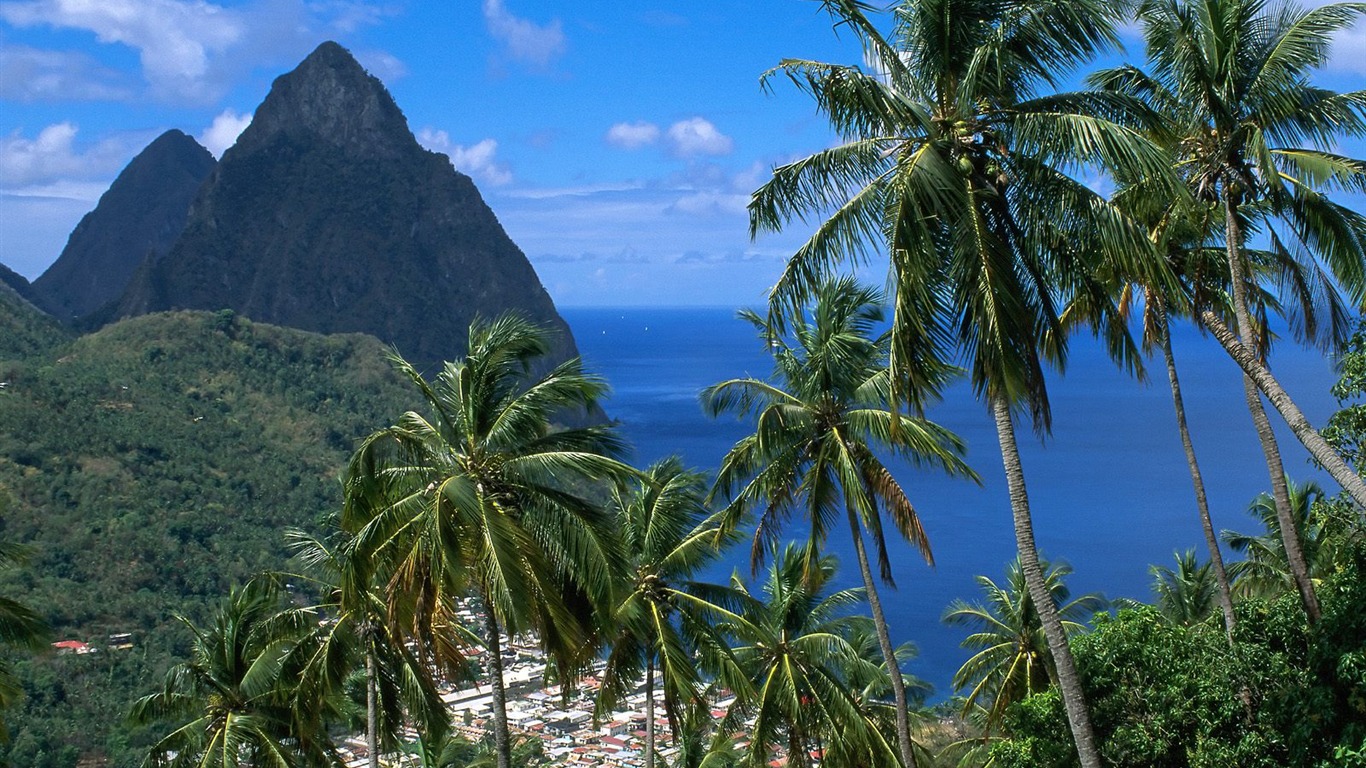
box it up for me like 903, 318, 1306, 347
0, 310, 415, 766
0, 277, 69, 362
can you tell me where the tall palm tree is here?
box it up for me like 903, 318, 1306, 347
942, 557, 1105, 736
130, 579, 332, 768
705, 277, 976, 768
1150, 549, 1219, 627
0, 540, 48, 742
1117, 0, 1366, 622
748, 2, 1163, 763
283, 528, 454, 768
595, 456, 743, 768
344, 314, 632, 768
717, 544, 900, 768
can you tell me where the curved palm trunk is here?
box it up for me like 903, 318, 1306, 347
1154, 299, 1237, 641
1201, 309, 1366, 508
645, 656, 657, 768
991, 395, 1102, 768
366, 650, 380, 768
1222, 197, 1321, 623
484, 602, 513, 768
844, 504, 918, 768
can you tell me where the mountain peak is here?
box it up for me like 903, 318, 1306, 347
30, 129, 215, 321
234, 41, 409, 157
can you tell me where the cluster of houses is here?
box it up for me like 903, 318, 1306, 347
333, 605, 749, 768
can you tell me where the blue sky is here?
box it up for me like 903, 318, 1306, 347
1, 1, 1363, 307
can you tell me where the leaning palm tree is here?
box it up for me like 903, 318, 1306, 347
705, 277, 976, 768
130, 579, 332, 768
344, 314, 632, 768
942, 556, 1105, 737
595, 456, 744, 768
1115, 0, 1366, 622
717, 544, 900, 768
748, 2, 1164, 763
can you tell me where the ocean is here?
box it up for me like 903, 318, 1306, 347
561, 306, 1343, 700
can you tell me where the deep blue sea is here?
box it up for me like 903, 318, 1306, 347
561, 306, 1342, 700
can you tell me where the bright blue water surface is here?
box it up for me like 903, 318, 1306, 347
561, 306, 1342, 700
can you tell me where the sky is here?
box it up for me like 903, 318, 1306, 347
1, 1, 1364, 308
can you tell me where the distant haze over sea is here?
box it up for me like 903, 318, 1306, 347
563, 306, 1342, 698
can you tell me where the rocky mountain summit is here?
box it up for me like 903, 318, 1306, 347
113, 41, 583, 370
30, 129, 215, 321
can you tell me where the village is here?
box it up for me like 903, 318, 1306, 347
334, 602, 747, 768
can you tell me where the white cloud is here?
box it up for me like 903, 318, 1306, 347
417, 128, 513, 186
0, 0, 244, 101
0, 44, 133, 101
0, 0, 396, 104
0, 122, 134, 187
665, 117, 734, 157
199, 109, 252, 158
482, 0, 565, 68
667, 190, 749, 217
605, 121, 660, 150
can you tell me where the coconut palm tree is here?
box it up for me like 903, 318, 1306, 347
282, 528, 455, 768
130, 579, 332, 768
1150, 550, 1220, 627
1115, 0, 1366, 622
705, 277, 975, 767
0, 541, 48, 742
595, 456, 744, 768
1223, 477, 1360, 599
717, 544, 900, 768
344, 314, 632, 768
942, 556, 1105, 737
748, 2, 1164, 763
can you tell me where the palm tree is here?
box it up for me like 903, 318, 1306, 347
942, 556, 1105, 736
283, 528, 454, 768
705, 277, 976, 768
1223, 477, 1359, 600
130, 579, 332, 768
1119, 0, 1366, 622
748, 2, 1164, 763
595, 456, 743, 768
717, 544, 900, 768
344, 314, 631, 768
0, 540, 49, 742
1149, 550, 1219, 627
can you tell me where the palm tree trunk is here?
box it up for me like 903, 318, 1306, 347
991, 394, 1103, 768
1154, 298, 1237, 641
645, 656, 656, 768
367, 650, 380, 768
484, 602, 513, 768
845, 504, 918, 768
1201, 309, 1366, 509
1221, 196, 1322, 623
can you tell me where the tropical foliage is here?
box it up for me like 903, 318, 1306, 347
943, 557, 1105, 734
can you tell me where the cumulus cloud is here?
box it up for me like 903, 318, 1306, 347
605, 121, 660, 150
482, 0, 565, 68
667, 190, 749, 217
0, 122, 135, 186
0, 0, 244, 101
666, 117, 733, 157
417, 128, 513, 186
0, 0, 396, 104
199, 109, 252, 158
0, 44, 133, 101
